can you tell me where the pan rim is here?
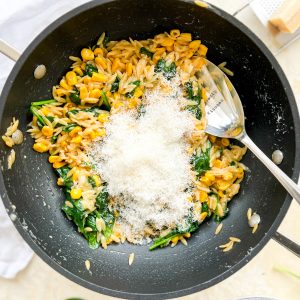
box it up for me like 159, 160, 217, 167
0, 0, 299, 299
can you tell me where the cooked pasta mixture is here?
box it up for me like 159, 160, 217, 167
28, 31, 247, 250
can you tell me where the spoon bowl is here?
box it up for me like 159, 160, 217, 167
198, 59, 300, 203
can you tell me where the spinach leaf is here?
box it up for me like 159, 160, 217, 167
201, 202, 211, 217
31, 99, 57, 106
192, 142, 211, 176
213, 207, 229, 222
125, 80, 141, 98
85, 63, 98, 77
140, 47, 154, 59
30, 106, 47, 127
230, 161, 236, 166
70, 89, 81, 105
110, 77, 120, 93
95, 188, 115, 240
154, 59, 177, 80
102, 36, 109, 48
67, 107, 102, 117
62, 123, 78, 132
88, 176, 96, 188
56, 166, 73, 190
101, 91, 111, 111
185, 81, 202, 120
51, 135, 58, 143
149, 214, 199, 250
62, 199, 86, 232
84, 232, 99, 249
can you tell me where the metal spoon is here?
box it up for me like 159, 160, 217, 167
197, 59, 300, 203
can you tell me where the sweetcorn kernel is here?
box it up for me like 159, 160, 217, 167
223, 172, 233, 181
73, 67, 83, 76
69, 126, 82, 137
33, 142, 48, 153
95, 56, 107, 69
70, 188, 82, 200
81, 48, 94, 61
41, 126, 53, 137
91, 175, 101, 187
189, 40, 201, 49
221, 138, 230, 147
90, 88, 101, 98
170, 29, 180, 38
57, 177, 64, 186
53, 161, 66, 169
66, 71, 77, 86
48, 155, 61, 163
91, 72, 107, 82
94, 48, 104, 56
97, 113, 109, 123
71, 135, 82, 143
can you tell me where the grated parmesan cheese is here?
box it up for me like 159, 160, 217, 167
88, 78, 196, 239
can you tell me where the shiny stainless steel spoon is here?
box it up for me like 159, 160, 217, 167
197, 59, 300, 204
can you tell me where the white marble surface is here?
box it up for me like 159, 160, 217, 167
1, 0, 300, 299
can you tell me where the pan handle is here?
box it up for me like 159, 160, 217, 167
273, 231, 300, 258
0, 39, 20, 61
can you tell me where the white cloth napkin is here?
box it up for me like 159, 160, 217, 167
0, 0, 90, 279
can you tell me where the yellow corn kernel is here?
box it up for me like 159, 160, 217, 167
184, 232, 191, 238
83, 77, 91, 85
61, 141, 67, 147
106, 91, 112, 97
198, 44, 208, 56
208, 135, 216, 143
179, 33, 192, 42
48, 155, 61, 163
97, 113, 109, 123
57, 177, 64, 186
80, 86, 88, 100
69, 126, 82, 137
126, 62, 133, 76
91, 72, 107, 82
40, 107, 50, 116
213, 159, 223, 168
66, 71, 77, 86
72, 170, 79, 181
161, 37, 174, 47
189, 40, 201, 49
202, 88, 207, 101
205, 172, 215, 181
218, 190, 225, 198
81, 48, 94, 61
95, 56, 107, 69
56, 88, 65, 97
90, 88, 101, 98
112, 58, 121, 73
60, 79, 71, 90
80, 62, 86, 70
170, 29, 180, 38
221, 138, 230, 147
94, 47, 103, 56
53, 161, 66, 169
73, 67, 83, 76
200, 191, 208, 202
33, 142, 48, 153
128, 97, 138, 109
95, 129, 106, 137
70, 188, 82, 200
71, 135, 82, 143
200, 176, 211, 186
171, 236, 179, 243
223, 172, 233, 181
133, 87, 143, 98
217, 180, 231, 191
41, 126, 53, 137
237, 170, 244, 179
89, 131, 97, 139
91, 175, 101, 187
200, 212, 208, 221
166, 45, 174, 52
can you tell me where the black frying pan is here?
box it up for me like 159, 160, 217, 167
0, 0, 300, 299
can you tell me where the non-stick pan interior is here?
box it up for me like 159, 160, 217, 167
0, 0, 299, 298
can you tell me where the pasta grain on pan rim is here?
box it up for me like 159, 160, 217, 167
26, 30, 247, 251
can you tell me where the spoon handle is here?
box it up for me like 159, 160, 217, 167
239, 133, 300, 204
